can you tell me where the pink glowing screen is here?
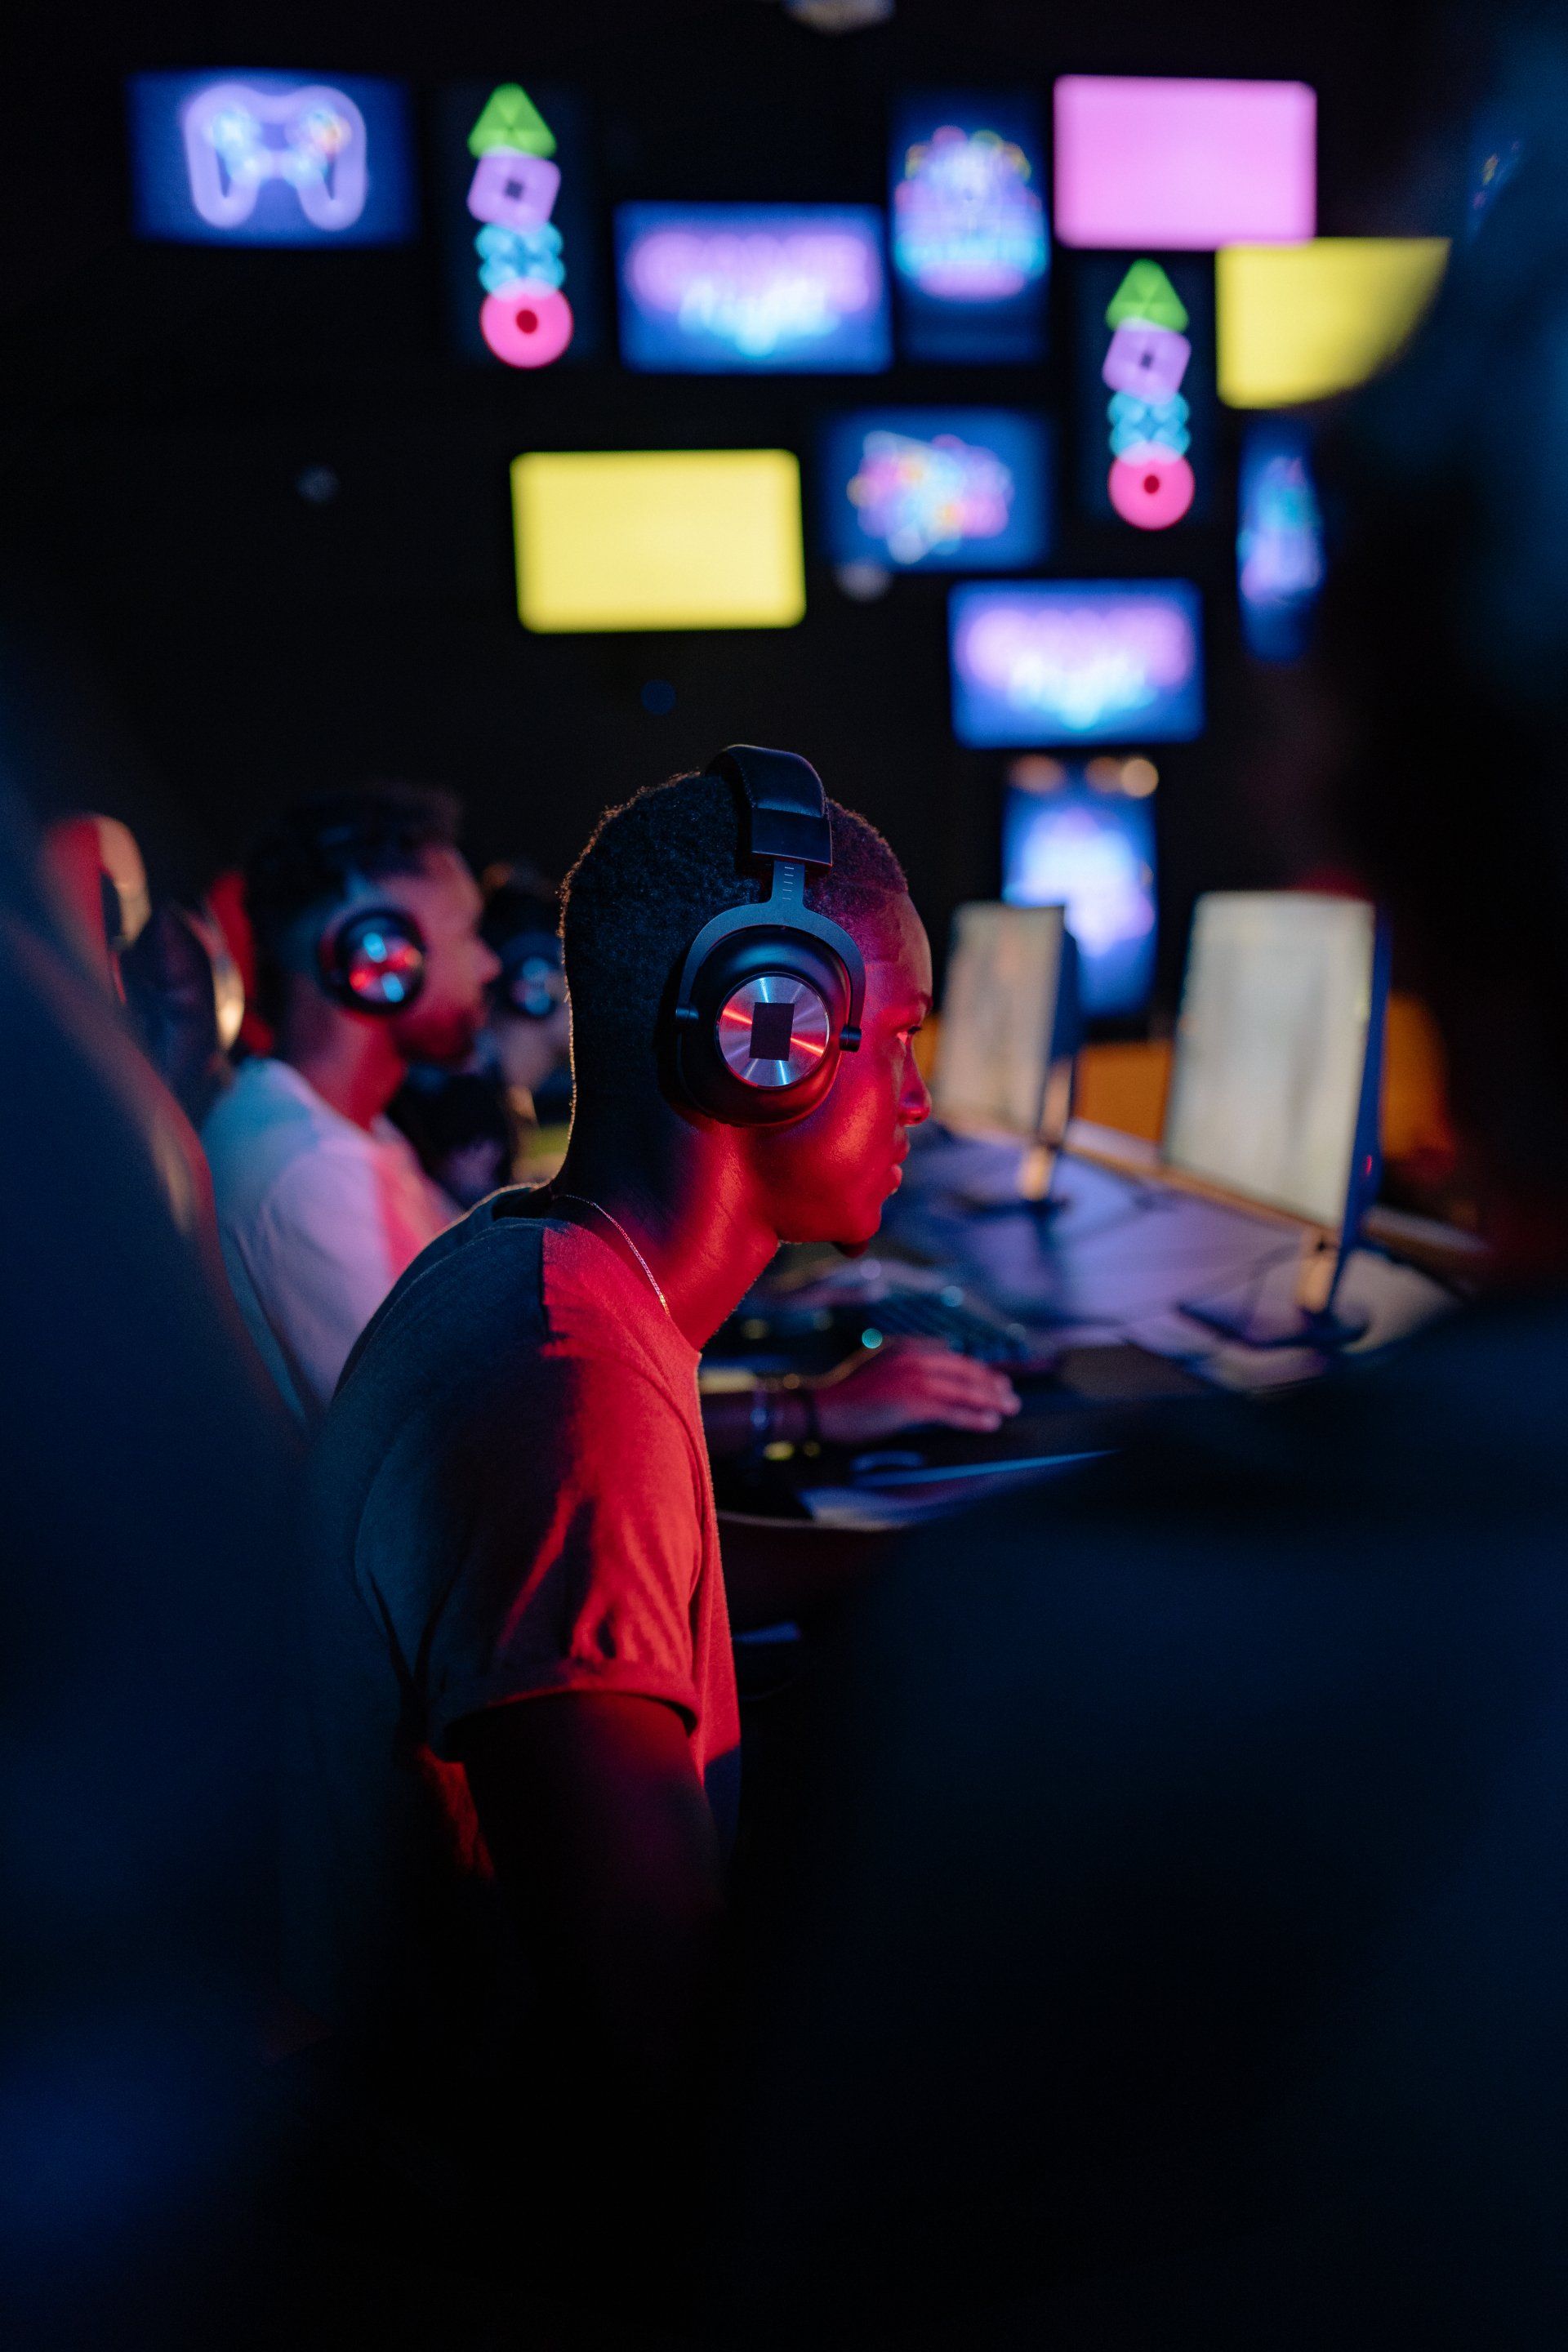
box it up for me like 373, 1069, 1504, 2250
1054, 77, 1316, 252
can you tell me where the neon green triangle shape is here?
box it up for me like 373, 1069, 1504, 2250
1106, 261, 1187, 332
468, 84, 556, 158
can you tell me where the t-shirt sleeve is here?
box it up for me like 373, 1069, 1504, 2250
414, 1348, 707, 1753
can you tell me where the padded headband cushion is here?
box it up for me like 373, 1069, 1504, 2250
705, 745, 835, 871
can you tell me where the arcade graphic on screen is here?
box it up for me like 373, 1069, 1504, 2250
439, 82, 599, 368
1053, 75, 1316, 251
128, 70, 416, 246
1076, 256, 1214, 532
819, 410, 1050, 571
1237, 420, 1325, 660
950, 581, 1204, 746
1003, 759, 1158, 1016
616, 204, 891, 372
889, 93, 1049, 363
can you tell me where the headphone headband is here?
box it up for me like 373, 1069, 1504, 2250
666, 745, 865, 1126
704, 746, 835, 871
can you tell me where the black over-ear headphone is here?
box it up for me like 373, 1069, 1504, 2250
668, 746, 866, 1127
317, 894, 428, 1015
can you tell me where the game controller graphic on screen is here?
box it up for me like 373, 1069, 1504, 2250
182, 82, 368, 230
130, 71, 415, 247
465, 84, 574, 368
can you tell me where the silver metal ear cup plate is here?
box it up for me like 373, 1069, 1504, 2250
715, 973, 831, 1089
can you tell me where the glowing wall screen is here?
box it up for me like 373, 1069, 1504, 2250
951, 581, 1203, 747
889, 92, 1049, 362
1003, 777, 1157, 1016
1075, 256, 1214, 532
615, 204, 891, 372
818, 409, 1049, 571
439, 82, 601, 368
1054, 76, 1316, 251
128, 70, 415, 246
1237, 421, 1325, 660
511, 451, 806, 633
1217, 238, 1450, 407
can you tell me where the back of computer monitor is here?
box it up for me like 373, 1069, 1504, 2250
1163, 891, 1390, 1347
931, 902, 1080, 1199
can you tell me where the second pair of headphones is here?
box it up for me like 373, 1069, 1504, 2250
317, 892, 427, 1014
668, 746, 866, 1128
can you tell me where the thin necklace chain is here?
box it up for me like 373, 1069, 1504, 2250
550, 1192, 672, 1322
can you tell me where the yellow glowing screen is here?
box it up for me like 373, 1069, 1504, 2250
511, 448, 806, 632
1217, 238, 1450, 408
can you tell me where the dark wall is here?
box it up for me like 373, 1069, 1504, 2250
0, 0, 1466, 1010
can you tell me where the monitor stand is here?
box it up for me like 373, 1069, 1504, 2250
1178, 1232, 1370, 1352
950, 1138, 1070, 1219
950, 1054, 1077, 1219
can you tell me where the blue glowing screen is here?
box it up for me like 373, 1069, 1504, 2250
1236, 419, 1325, 661
950, 581, 1204, 746
818, 409, 1049, 571
128, 70, 416, 247
615, 204, 891, 373
889, 92, 1049, 362
1003, 778, 1157, 1015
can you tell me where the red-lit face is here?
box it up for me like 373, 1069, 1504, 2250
751, 892, 933, 1250
381, 847, 502, 1067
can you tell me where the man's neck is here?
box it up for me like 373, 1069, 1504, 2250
275, 1004, 407, 1134
553, 1114, 777, 1352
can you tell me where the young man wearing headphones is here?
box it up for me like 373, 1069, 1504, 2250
202, 787, 501, 1423
287, 751, 977, 2310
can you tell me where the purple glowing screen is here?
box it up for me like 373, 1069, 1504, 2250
1054, 77, 1316, 252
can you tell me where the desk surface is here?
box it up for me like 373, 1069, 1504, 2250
708, 1124, 1472, 1527
871, 1122, 1465, 1394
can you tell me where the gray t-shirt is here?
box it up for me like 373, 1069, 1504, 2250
283, 1196, 741, 2080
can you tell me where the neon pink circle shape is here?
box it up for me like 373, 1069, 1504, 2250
1108, 449, 1195, 532
479, 280, 574, 369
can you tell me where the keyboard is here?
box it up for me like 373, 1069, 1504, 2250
710, 1259, 1052, 1374
844, 1285, 1040, 1365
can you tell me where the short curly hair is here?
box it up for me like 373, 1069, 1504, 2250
243, 784, 461, 1021
562, 768, 907, 1098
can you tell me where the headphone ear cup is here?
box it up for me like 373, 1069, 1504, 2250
673, 933, 849, 1127
320, 906, 427, 1015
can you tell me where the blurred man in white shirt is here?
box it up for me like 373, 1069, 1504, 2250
203, 786, 500, 1422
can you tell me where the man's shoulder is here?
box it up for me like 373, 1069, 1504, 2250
327, 1203, 667, 1413
331, 1201, 546, 1397
203, 1055, 316, 1140
319, 1208, 700, 1528
203, 1059, 346, 1212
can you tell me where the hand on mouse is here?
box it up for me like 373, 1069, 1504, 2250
812, 1335, 1022, 1445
